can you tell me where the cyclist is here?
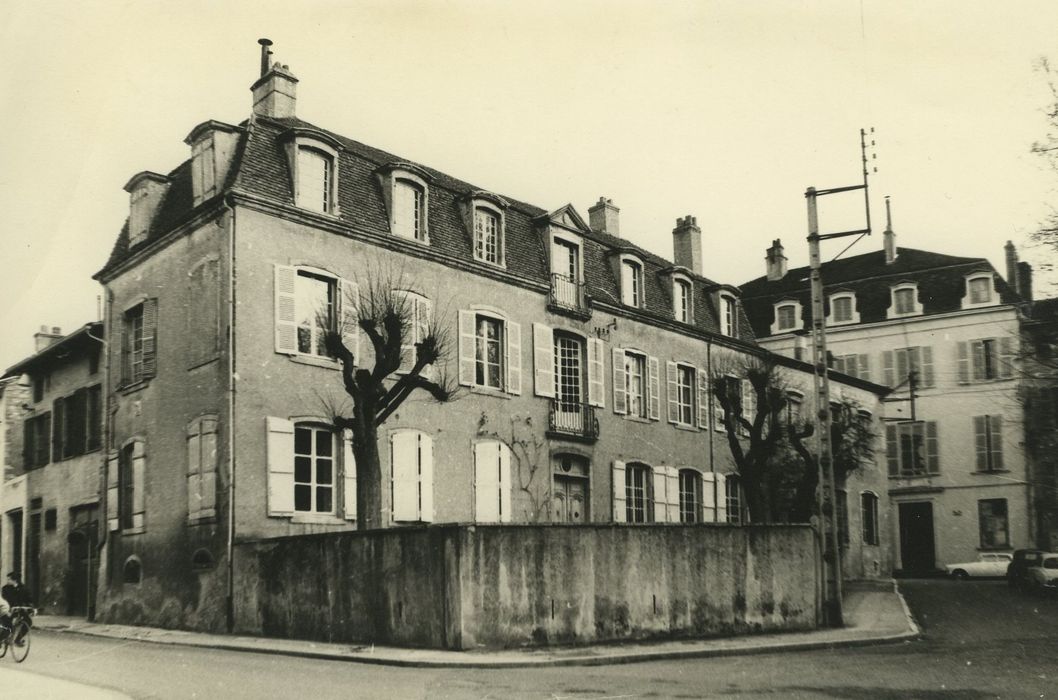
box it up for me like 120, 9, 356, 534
1, 572, 28, 641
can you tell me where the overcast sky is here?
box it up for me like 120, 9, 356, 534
2, 0, 1057, 370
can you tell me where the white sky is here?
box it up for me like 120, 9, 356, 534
2, 0, 1057, 370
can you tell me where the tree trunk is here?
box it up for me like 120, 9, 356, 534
353, 420, 383, 531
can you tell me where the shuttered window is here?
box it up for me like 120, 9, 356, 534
187, 416, 219, 522
297, 147, 332, 213
624, 462, 652, 523
973, 415, 1004, 472
293, 424, 335, 515
112, 440, 146, 531
625, 352, 647, 418
957, 337, 1016, 383
23, 412, 51, 470
391, 430, 434, 522
459, 310, 521, 394
861, 492, 879, 545
884, 421, 939, 476
393, 179, 425, 240
667, 363, 696, 427
474, 440, 512, 523
678, 469, 702, 523
882, 346, 933, 389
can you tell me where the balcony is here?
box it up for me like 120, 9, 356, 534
548, 274, 591, 319
547, 399, 600, 443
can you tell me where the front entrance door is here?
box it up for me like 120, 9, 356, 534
553, 476, 587, 523
898, 501, 936, 573
67, 510, 98, 618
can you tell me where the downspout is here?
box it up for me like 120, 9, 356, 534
92, 288, 113, 622
223, 198, 237, 632
706, 339, 716, 516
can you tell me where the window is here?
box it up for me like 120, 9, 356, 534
121, 300, 157, 385
786, 392, 804, 425
673, 278, 691, 323
294, 424, 335, 514
882, 347, 934, 389
108, 440, 146, 532
22, 412, 51, 470
978, 499, 1009, 548
621, 259, 643, 307
476, 316, 504, 389
274, 266, 356, 360
678, 469, 702, 523
44, 508, 57, 531
297, 147, 332, 214
625, 462, 652, 523
52, 386, 101, 459
474, 207, 502, 265
828, 293, 858, 325
612, 349, 659, 420
973, 415, 1004, 472
187, 416, 219, 521
191, 549, 215, 571
720, 294, 738, 337
459, 310, 521, 395
666, 362, 696, 427
861, 492, 879, 545
554, 333, 585, 412
836, 489, 849, 546
122, 557, 142, 585
474, 440, 511, 523
391, 430, 434, 522
832, 354, 870, 382
958, 337, 1015, 383
396, 291, 432, 373
295, 271, 335, 357
394, 179, 426, 241
725, 474, 742, 524
966, 274, 994, 306
889, 284, 921, 317
625, 352, 647, 418
885, 421, 940, 477
776, 303, 798, 332
191, 136, 217, 203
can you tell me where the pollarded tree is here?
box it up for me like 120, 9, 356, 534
322, 271, 456, 530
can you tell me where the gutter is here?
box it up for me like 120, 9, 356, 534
223, 196, 237, 632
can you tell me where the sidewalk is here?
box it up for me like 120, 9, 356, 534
0, 666, 131, 699
31, 580, 919, 669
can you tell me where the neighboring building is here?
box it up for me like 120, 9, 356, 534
91, 44, 890, 631
1021, 295, 1058, 551
0, 374, 31, 578
1, 323, 104, 617
740, 213, 1034, 573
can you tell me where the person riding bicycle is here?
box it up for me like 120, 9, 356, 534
0, 572, 28, 641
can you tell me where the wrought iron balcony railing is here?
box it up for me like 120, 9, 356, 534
548, 399, 600, 442
548, 274, 590, 318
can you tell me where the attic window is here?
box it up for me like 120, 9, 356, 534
620, 257, 644, 307
465, 193, 508, 267
191, 137, 217, 204
888, 283, 922, 319
772, 301, 802, 334
963, 273, 995, 309
827, 292, 859, 326
720, 293, 738, 337
378, 164, 431, 244
673, 277, 692, 323
279, 128, 342, 217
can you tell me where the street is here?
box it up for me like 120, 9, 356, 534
0, 580, 1055, 699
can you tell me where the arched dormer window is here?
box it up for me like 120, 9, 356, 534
719, 292, 738, 337
672, 275, 692, 323
827, 291, 859, 326
963, 271, 996, 309
377, 163, 431, 243
888, 282, 922, 319
620, 256, 644, 307
279, 128, 343, 216
463, 191, 509, 267
771, 299, 802, 335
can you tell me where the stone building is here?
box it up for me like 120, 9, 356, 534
91, 44, 890, 636
1, 323, 104, 617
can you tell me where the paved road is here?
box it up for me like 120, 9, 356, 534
1, 580, 1054, 699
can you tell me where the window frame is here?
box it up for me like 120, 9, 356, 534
123, 303, 145, 384
280, 129, 343, 217
827, 292, 859, 326
186, 414, 219, 522
474, 311, 507, 391
978, 498, 1010, 549
620, 255, 644, 308
678, 468, 702, 523
625, 462, 653, 523
861, 491, 879, 545
963, 272, 995, 309
624, 350, 648, 419
378, 164, 431, 244
675, 363, 696, 427
720, 293, 739, 337
772, 300, 801, 334
293, 269, 338, 359
672, 275, 693, 324
886, 420, 940, 477
725, 474, 742, 524
470, 197, 507, 268
888, 283, 923, 318
292, 422, 336, 516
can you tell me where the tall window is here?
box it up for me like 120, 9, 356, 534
832, 354, 870, 382
721, 295, 738, 337
474, 207, 501, 265
550, 238, 582, 310
978, 498, 1009, 548
725, 474, 742, 524
678, 469, 702, 523
776, 304, 797, 331
885, 421, 940, 476
53, 386, 101, 459
187, 416, 219, 521
861, 492, 879, 545
124, 304, 144, 382
554, 334, 584, 411
883, 347, 933, 389
293, 424, 334, 514
393, 179, 425, 240
397, 291, 432, 372
23, 413, 51, 469
973, 415, 1004, 472
295, 271, 335, 357
118, 443, 136, 530
958, 337, 1014, 383
968, 276, 993, 304
297, 147, 332, 213
476, 315, 505, 389
674, 364, 695, 426
625, 462, 652, 523
674, 279, 691, 323
621, 260, 642, 307
625, 352, 647, 418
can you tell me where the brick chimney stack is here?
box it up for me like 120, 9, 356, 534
251, 38, 298, 119
672, 215, 703, 275
1004, 241, 1020, 294
765, 239, 787, 281
588, 197, 620, 237
1017, 261, 1033, 302
883, 196, 897, 265
34, 325, 62, 352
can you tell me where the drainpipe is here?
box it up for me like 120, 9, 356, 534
223, 198, 237, 633
706, 340, 716, 517
86, 315, 108, 622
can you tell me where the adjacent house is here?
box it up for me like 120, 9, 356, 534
1021, 295, 1058, 551
739, 211, 1034, 573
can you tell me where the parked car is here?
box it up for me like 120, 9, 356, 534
1027, 553, 1058, 595
945, 553, 1013, 579
1007, 549, 1045, 591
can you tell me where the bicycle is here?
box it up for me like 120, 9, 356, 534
0, 606, 34, 663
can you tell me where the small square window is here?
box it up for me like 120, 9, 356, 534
44, 508, 57, 531
969, 277, 992, 304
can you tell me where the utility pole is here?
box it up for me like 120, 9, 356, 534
806, 128, 874, 628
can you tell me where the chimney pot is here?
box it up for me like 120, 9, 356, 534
766, 239, 787, 281
588, 197, 621, 237
251, 41, 298, 119
672, 215, 703, 274
883, 196, 897, 264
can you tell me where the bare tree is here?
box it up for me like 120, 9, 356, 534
1031, 57, 1058, 290
323, 269, 456, 530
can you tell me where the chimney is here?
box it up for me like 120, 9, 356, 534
1017, 261, 1033, 302
251, 38, 298, 119
765, 238, 787, 281
588, 197, 620, 237
1004, 241, 1020, 294
883, 196, 897, 264
34, 325, 63, 353
672, 215, 702, 274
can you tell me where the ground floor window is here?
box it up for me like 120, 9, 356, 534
625, 462, 652, 523
978, 498, 1009, 548
725, 474, 742, 524
861, 492, 879, 545
678, 469, 702, 523
294, 424, 334, 514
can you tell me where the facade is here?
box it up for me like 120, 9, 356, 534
1, 324, 104, 617
740, 220, 1035, 573
91, 47, 890, 632
1021, 296, 1058, 550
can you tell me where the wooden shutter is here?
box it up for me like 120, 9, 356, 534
972, 340, 986, 381
587, 338, 605, 408
391, 431, 419, 522
474, 441, 501, 523
338, 278, 360, 362
648, 356, 660, 420
200, 418, 218, 517
265, 416, 295, 516
973, 416, 987, 471
419, 433, 434, 523
989, 415, 1004, 470
998, 337, 1015, 379
274, 265, 298, 354
458, 310, 476, 387
506, 320, 522, 395
701, 472, 717, 522
885, 424, 899, 476
532, 323, 554, 397
857, 354, 870, 382
141, 299, 158, 378
666, 362, 679, 424
925, 421, 940, 474
920, 346, 934, 388
131, 441, 146, 529
106, 452, 120, 531
52, 397, 65, 462
612, 461, 626, 522
665, 466, 680, 523
498, 441, 511, 523
612, 348, 627, 415
187, 421, 202, 519
957, 341, 971, 384
716, 472, 728, 523
895, 349, 909, 386
651, 467, 668, 522
742, 379, 756, 431
697, 367, 710, 429
882, 350, 895, 386
343, 429, 357, 521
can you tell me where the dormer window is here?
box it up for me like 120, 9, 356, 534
963, 272, 995, 309
888, 283, 922, 319
673, 278, 692, 323
549, 231, 588, 315
772, 300, 802, 334
827, 292, 859, 326
464, 192, 508, 267
279, 128, 343, 217
620, 258, 644, 307
720, 293, 738, 337
184, 121, 240, 208
378, 163, 431, 244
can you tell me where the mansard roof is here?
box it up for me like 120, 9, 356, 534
738, 246, 1022, 338
96, 115, 755, 343
3, 322, 104, 379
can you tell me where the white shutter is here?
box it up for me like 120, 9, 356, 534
612, 460, 627, 522
648, 356, 660, 421
882, 350, 894, 387
458, 310, 475, 386
612, 348, 627, 415
343, 429, 357, 521
742, 379, 756, 432
499, 442, 512, 523
419, 433, 434, 522
957, 341, 971, 384
131, 441, 146, 530
697, 367, 710, 429
187, 425, 201, 519
200, 421, 217, 516
701, 472, 717, 523
857, 354, 870, 382
338, 278, 360, 362
474, 441, 501, 522
587, 338, 605, 408
716, 473, 728, 523
999, 337, 1015, 379
391, 431, 419, 521
107, 452, 120, 531
274, 265, 298, 354
666, 362, 679, 424
989, 415, 1003, 470
665, 466, 680, 523
506, 321, 522, 395
920, 346, 934, 388
974, 416, 988, 472
266, 416, 295, 516
652, 467, 668, 523
533, 323, 555, 397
